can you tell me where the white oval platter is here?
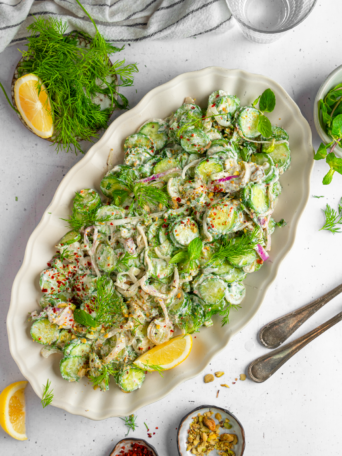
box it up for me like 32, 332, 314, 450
7, 67, 314, 420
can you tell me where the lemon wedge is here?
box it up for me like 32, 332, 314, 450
14, 73, 53, 139
134, 334, 193, 372
0, 381, 28, 440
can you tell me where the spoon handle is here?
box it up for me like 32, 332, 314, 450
259, 283, 342, 349
248, 310, 342, 383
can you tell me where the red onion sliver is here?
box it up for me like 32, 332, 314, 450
213, 175, 236, 183
256, 243, 269, 261
136, 168, 181, 183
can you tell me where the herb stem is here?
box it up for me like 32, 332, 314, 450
0, 82, 20, 114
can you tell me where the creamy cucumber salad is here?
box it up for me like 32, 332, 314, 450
30, 89, 290, 393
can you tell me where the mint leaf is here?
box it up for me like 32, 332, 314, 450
331, 114, 342, 138
188, 237, 203, 261
259, 89, 276, 113
257, 115, 272, 138
74, 309, 97, 327
251, 95, 260, 108
323, 168, 335, 185
169, 251, 188, 264
314, 143, 328, 160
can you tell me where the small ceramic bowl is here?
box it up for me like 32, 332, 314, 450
110, 438, 159, 456
177, 405, 246, 456
314, 64, 342, 157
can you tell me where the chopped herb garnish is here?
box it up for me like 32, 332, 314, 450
41, 379, 54, 408
320, 198, 342, 233
120, 414, 138, 436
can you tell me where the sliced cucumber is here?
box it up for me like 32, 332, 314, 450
64, 339, 92, 357
226, 282, 246, 304
168, 290, 191, 316
170, 217, 200, 247
100, 173, 130, 198
267, 143, 291, 174
115, 365, 145, 392
213, 95, 240, 126
124, 147, 153, 167
73, 189, 101, 214
195, 157, 224, 183
73, 274, 97, 300
180, 128, 210, 154
271, 181, 282, 200
177, 296, 205, 333
206, 201, 243, 237
96, 243, 115, 272
31, 318, 60, 345
153, 156, 180, 180
40, 268, 68, 294
95, 205, 125, 233
124, 133, 155, 152
208, 259, 247, 281
139, 120, 168, 150
60, 356, 87, 382
242, 183, 269, 215
150, 257, 174, 279
59, 231, 81, 246
57, 329, 73, 346
147, 219, 163, 246
237, 107, 261, 139
251, 153, 279, 184
157, 239, 175, 257
158, 224, 170, 244
227, 246, 257, 268
193, 275, 227, 306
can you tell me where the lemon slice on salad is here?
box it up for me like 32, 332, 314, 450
14, 73, 53, 139
134, 334, 193, 372
0, 381, 28, 441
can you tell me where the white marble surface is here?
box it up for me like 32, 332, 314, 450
1, 3, 342, 455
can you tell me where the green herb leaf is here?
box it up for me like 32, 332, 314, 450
275, 219, 287, 227
88, 364, 118, 389
257, 115, 272, 138
188, 237, 203, 261
313, 196, 324, 198
41, 379, 54, 408
74, 309, 97, 327
142, 362, 165, 377
169, 251, 188, 264
314, 143, 328, 160
320, 200, 342, 233
111, 189, 129, 206
120, 414, 138, 436
144, 422, 149, 430
259, 89, 276, 113
331, 114, 342, 138
133, 183, 169, 211
251, 95, 260, 108
209, 228, 259, 264
0, 82, 20, 114
320, 101, 332, 126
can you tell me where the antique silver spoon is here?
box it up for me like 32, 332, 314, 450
259, 282, 342, 349
248, 310, 342, 383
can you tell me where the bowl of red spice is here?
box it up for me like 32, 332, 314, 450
110, 438, 159, 456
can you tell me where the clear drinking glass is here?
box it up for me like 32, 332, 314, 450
227, 0, 317, 44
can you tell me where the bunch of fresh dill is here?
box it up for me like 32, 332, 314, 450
18, 0, 138, 154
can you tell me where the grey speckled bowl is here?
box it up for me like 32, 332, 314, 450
177, 405, 246, 456
314, 64, 342, 157
110, 438, 159, 456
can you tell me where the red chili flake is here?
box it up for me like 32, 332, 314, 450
42, 288, 48, 293
211, 103, 215, 107
180, 135, 183, 139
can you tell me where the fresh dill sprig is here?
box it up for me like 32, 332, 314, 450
220, 304, 241, 326
320, 199, 342, 233
142, 363, 165, 377
94, 275, 125, 326
62, 209, 112, 231
133, 183, 169, 210
89, 364, 117, 389
41, 379, 54, 408
120, 414, 138, 436
16, 0, 138, 154
209, 228, 260, 264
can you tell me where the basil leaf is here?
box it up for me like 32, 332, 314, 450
314, 143, 328, 160
257, 115, 272, 138
169, 251, 188, 264
331, 114, 342, 138
259, 89, 276, 113
188, 237, 203, 261
74, 309, 97, 327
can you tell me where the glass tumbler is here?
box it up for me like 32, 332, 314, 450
227, 0, 317, 44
